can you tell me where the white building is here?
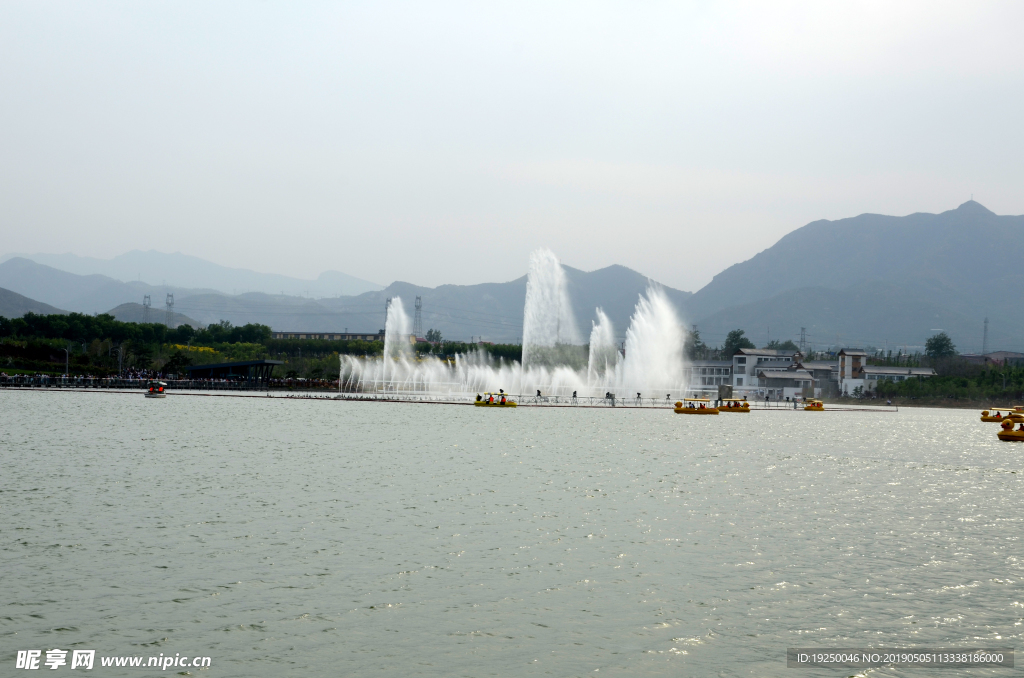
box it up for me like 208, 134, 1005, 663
684, 360, 733, 395
862, 365, 936, 391
799, 360, 839, 397
838, 348, 936, 394
837, 348, 868, 394
754, 365, 816, 400
731, 348, 800, 393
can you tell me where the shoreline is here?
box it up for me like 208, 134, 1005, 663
0, 386, 902, 412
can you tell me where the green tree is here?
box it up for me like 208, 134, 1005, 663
925, 332, 956, 359
684, 328, 707, 359
763, 339, 800, 352
425, 328, 443, 343
723, 329, 755, 356
163, 350, 194, 376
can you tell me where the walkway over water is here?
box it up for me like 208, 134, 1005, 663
0, 379, 898, 411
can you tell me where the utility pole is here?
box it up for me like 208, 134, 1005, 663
413, 296, 423, 338
142, 295, 151, 324
165, 293, 174, 328
799, 327, 806, 354
982, 317, 989, 355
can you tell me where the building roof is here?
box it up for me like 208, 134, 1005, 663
735, 348, 799, 357
756, 368, 814, 379
837, 348, 868, 356
862, 366, 936, 376
800, 361, 838, 371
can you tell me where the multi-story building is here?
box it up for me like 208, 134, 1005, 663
837, 348, 867, 394
799, 360, 839, 397
753, 364, 816, 400
861, 365, 936, 391
836, 349, 936, 394
731, 348, 799, 392
684, 360, 733, 395
686, 347, 937, 399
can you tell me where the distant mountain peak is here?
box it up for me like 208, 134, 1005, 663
954, 200, 995, 215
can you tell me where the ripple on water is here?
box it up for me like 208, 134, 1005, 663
2, 391, 1022, 676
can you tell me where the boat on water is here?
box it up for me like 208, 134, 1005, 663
997, 418, 1024, 441
719, 399, 750, 412
145, 381, 167, 398
804, 399, 825, 411
674, 398, 719, 414
981, 407, 1024, 422
474, 392, 517, 408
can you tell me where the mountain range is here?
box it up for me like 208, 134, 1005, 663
0, 250, 382, 297
0, 257, 691, 342
0, 287, 65, 319
2, 201, 1021, 352
690, 200, 1023, 352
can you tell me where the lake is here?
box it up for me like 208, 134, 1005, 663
2, 390, 1021, 676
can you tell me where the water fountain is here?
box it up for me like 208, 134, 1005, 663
587, 309, 618, 384
338, 249, 690, 401
522, 249, 584, 371
615, 286, 686, 397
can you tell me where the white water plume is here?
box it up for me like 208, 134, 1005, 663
617, 286, 686, 397
383, 297, 413, 362
522, 248, 581, 370
338, 258, 690, 400
587, 309, 618, 382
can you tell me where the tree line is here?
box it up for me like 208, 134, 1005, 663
0, 313, 523, 377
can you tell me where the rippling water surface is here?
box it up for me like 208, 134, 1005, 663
2, 391, 1022, 676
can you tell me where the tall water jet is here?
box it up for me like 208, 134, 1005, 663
381, 297, 413, 387
618, 287, 686, 397
522, 248, 583, 371
383, 297, 413, 361
587, 309, 618, 385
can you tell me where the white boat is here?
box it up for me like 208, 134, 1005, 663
145, 381, 167, 398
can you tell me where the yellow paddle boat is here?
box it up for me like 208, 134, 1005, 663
997, 418, 1024, 441
804, 399, 825, 411
719, 399, 750, 412
474, 392, 517, 408
674, 398, 719, 414
981, 407, 1024, 423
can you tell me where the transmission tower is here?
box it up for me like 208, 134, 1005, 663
413, 296, 423, 338
165, 293, 174, 328
142, 295, 151, 324
799, 327, 807, 354
982, 317, 989, 355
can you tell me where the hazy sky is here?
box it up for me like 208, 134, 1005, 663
2, 2, 1023, 291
